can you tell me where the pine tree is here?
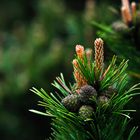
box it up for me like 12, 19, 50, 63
30, 38, 140, 140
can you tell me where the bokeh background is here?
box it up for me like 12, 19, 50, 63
0, 0, 140, 139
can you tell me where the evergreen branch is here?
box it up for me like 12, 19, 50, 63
30, 38, 140, 140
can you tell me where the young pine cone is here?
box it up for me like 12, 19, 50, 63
94, 38, 104, 74
112, 21, 129, 33
61, 94, 81, 112
100, 86, 117, 98
79, 85, 97, 104
79, 105, 94, 120
98, 95, 109, 106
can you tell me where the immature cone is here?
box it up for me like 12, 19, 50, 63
61, 94, 81, 112
121, 6, 132, 25
94, 38, 104, 75
121, 0, 137, 26
79, 105, 94, 120
112, 21, 128, 33
73, 45, 87, 88
76, 45, 84, 59
100, 86, 117, 98
79, 85, 97, 104
121, 0, 130, 10
98, 95, 109, 106
73, 59, 87, 88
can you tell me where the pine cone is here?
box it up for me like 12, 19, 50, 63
79, 105, 94, 120
61, 94, 81, 112
79, 85, 97, 104
98, 95, 109, 106
112, 21, 128, 33
100, 86, 117, 98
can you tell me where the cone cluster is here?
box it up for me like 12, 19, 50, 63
73, 38, 104, 89
61, 84, 117, 120
61, 38, 117, 120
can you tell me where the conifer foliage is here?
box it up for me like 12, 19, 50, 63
30, 38, 140, 140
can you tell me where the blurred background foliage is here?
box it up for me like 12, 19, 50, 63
0, 0, 139, 140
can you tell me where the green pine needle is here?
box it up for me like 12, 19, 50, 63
75, 54, 95, 85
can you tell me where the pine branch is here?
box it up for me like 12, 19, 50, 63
30, 38, 140, 140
